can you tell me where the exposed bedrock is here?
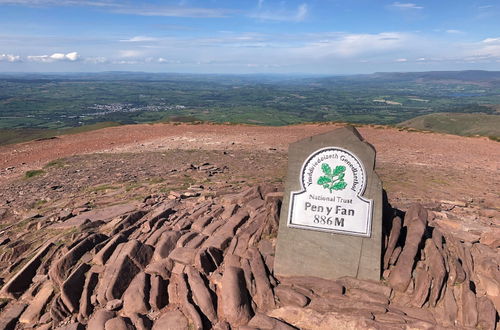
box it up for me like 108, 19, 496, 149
0, 185, 497, 329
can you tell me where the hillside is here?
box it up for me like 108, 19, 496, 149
398, 113, 500, 138
0, 123, 498, 329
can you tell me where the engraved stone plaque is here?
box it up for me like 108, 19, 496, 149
274, 126, 382, 281
288, 146, 373, 237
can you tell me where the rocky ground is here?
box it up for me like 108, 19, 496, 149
0, 123, 498, 329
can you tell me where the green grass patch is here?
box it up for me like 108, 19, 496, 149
33, 199, 48, 208
88, 183, 121, 192
488, 136, 500, 142
43, 158, 67, 169
0, 122, 121, 146
148, 177, 165, 184
24, 169, 45, 179
398, 113, 500, 138
125, 182, 142, 192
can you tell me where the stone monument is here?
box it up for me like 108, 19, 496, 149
274, 126, 382, 281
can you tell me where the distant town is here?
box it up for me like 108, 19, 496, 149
85, 103, 187, 116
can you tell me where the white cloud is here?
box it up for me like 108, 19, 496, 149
0, 0, 119, 7
112, 6, 231, 18
390, 2, 423, 10
119, 50, 144, 58
65, 52, 79, 61
446, 29, 463, 34
251, 3, 308, 22
112, 60, 140, 65
27, 52, 79, 62
297, 32, 412, 58
296, 4, 308, 21
49, 53, 66, 60
120, 36, 158, 42
27, 55, 51, 62
482, 37, 500, 43
0, 54, 21, 62
0, 1, 232, 18
84, 56, 107, 64
3, 30, 500, 73
470, 37, 500, 57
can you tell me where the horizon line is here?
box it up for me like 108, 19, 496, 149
1, 69, 500, 76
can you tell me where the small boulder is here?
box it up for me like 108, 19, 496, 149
105, 316, 135, 330
152, 309, 188, 330
87, 309, 114, 330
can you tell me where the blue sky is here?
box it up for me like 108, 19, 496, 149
0, 0, 499, 74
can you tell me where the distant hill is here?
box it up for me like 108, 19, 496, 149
398, 113, 500, 138
369, 70, 500, 83
312, 70, 500, 87
0, 122, 121, 146
2, 70, 500, 85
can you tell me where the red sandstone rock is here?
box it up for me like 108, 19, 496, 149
0, 303, 27, 330
191, 215, 214, 232
0, 242, 53, 299
479, 228, 500, 248
129, 312, 153, 330
186, 266, 217, 323
278, 276, 343, 298
219, 266, 253, 326
178, 273, 204, 330
152, 231, 181, 262
248, 247, 276, 311
169, 247, 198, 265
122, 272, 150, 316
93, 234, 127, 266
274, 285, 309, 307
388, 204, 428, 292
338, 276, 392, 298
424, 239, 446, 307
268, 306, 381, 329
49, 234, 106, 287
149, 274, 168, 310
96, 240, 153, 305
185, 233, 207, 249
346, 287, 390, 306
411, 262, 431, 307
60, 263, 91, 312
433, 284, 457, 327
458, 281, 478, 327
152, 309, 188, 329
248, 312, 296, 330
78, 271, 99, 322
194, 247, 223, 275
104, 316, 135, 330
19, 281, 54, 324
87, 309, 114, 330
383, 215, 402, 270
476, 296, 497, 330
105, 299, 123, 311
308, 296, 387, 314
145, 258, 173, 279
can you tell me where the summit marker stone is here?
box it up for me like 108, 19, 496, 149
274, 126, 382, 281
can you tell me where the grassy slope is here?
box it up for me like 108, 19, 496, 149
0, 122, 121, 146
398, 113, 500, 138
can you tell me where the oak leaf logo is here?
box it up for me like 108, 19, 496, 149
317, 163, 347, 192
